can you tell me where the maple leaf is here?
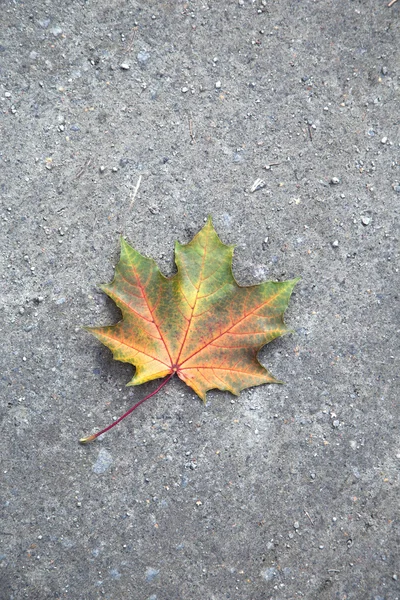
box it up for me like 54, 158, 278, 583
80, 217, 299, 443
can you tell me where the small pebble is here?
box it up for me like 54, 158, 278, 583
332, 240, 339, 248
381, 136, 388, 145
332, 420, 340, 428
19, 307, 25, 315
92, 449, 113, 474
120, 63, 130, 70
181, 87, 189, 93
215, 81, 222, 89
331, 177, 340, 185
293, 521, 299, 529
319, 545, 324, 549
112, 166, 118, 172
361, 216, 371, 226
38, 18, 50, 29
99, 166, 105, 172
137, 50, 150, 66
4, 91, 11, 98
381, 66, 388, 75
51, 26, 63, 37
145, 568, 159, 583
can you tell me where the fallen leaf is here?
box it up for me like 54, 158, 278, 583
80, 217, 299, 442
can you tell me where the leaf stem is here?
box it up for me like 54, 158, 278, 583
79, 373, 174, 444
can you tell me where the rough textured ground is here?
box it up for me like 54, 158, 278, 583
1, 1, 399, 599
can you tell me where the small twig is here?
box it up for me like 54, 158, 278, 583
129, 174, 142, 209
188, 115, 195, 143
388, 0, 398, 7
75, 157, 91, 179
124, 27, 137, 54
264, 162, 281, 171
304, 509, 314, 526
307, 124, 313, 141
250, 178, 266, 193
327, 569, 341, 573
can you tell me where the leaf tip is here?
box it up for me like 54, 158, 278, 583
82, 325, 94, 333
290, 276, 302, 288
119, 235, 135, 258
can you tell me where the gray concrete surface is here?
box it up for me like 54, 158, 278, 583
1, 1, 399, 599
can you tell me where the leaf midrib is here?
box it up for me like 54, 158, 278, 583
174, 238, 209, 365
